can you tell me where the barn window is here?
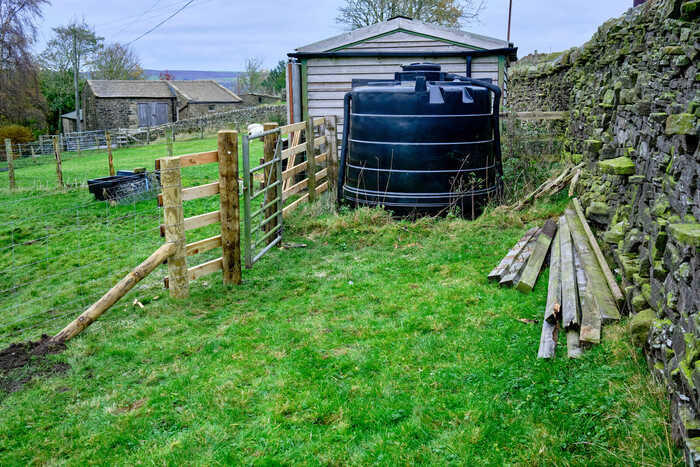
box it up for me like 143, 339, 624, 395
208, 104, 216, 111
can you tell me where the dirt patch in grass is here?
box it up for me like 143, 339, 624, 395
0, 335, 68, 395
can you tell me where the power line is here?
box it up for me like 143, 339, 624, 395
125, 0, 196, 45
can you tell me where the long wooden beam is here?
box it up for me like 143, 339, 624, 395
499, 230, 540, 287
572, 198, 624, 307
565, 208, 620, 324
51, 242, 176, 343
488, 227, 539, 281
516, 220, 557, 293
559, 215, 579, 329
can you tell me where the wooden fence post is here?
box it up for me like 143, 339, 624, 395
217, 130, 241, 285
52, 135, 64, 189
166, 126, 174, 157
306, 118, 317, 202
146, 125, 151, 145
4, 139, 15, 190
263, 122, 279, 242
324, 115, 338, 197
161, 157, 189, 298
106, 131, 115, 176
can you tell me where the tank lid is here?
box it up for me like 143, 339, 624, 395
401, 62, 442, 72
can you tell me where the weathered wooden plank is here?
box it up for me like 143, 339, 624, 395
187, 257, 223, 282
560, 215, 579, 330
183, 210, 220, 231
516, 220, 558, 293
488, 227, 539, 281
279, 121, 305, 134
538, 318, 559, 359
499, 229, 541, 287
573, 198, 625, 308
177, 150, 218, 167
185, 235, 222, 257
501, 111, 570, 121
281, 142, 307, 161
182, 182, 220, 201
566, 329, 583, 359
544, 228, 562, 324
283, 192, 309, 217
574, 245, 600, 345
569, 169, 581, 197
566, 208, 620, 324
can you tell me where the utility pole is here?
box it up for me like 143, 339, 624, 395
507, 0, 513, 43
73, 32, 81, 133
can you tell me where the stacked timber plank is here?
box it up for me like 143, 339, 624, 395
488, 198, 623, 359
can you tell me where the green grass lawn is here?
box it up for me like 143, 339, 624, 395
0, 139, 682, 465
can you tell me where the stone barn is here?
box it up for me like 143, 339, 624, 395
82, 80, 243, 130
286, 15, 517, 132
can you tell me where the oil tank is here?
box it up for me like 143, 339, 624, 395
337, 63, 503, 217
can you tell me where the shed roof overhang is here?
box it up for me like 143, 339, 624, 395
288, 47, 518, 62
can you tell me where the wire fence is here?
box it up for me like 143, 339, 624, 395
0, 128, 255, 347
0, 104, 286, 162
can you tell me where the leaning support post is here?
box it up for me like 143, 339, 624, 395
306, 118, 317, 202
51, 242, 176, 343
106, 131, 115, 176
324, 115, 338, 198
52, 135, 64, 189
263, 122, 279, 243
217, 130, 242, 285
4, 139, 15, 190
161, 156, 189, 297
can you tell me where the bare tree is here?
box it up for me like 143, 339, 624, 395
40, 20, 103, 132
0, 0, 48, 127
336, 0, 484, 29
237, 57, 267, 94
93, 43, 144, 80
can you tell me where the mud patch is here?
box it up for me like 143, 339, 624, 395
0, 335, 69, 396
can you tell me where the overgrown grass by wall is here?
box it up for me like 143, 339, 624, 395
508, 0, 700, 461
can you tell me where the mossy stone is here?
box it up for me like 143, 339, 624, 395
630, 309, 656, 346
681, 0, 700, 20
604, 222, 626, 243
665, 113, 698, 135
586, 202, 609, 217
662, 45, 685, 56
669, 223, 700, 247
598, 156, 636, 175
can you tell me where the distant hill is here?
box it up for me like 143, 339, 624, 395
142, 69, 243, 90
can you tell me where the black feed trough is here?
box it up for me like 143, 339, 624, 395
87, 170, 159, 202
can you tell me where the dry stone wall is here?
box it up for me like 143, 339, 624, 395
509, 0, 699, 463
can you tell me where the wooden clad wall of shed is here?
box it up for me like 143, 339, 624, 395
306, 55, 501, 135
340, 31, 478, 52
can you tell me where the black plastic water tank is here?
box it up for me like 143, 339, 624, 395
338, 63, 503, 216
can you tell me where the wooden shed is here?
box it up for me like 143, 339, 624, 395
286, 16, 517, 132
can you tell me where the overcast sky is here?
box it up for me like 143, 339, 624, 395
35, 0, 632, 71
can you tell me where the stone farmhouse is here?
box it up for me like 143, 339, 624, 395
82, 80, 243, 130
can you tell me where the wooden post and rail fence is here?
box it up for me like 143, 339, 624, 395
49, 116, 338, 344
